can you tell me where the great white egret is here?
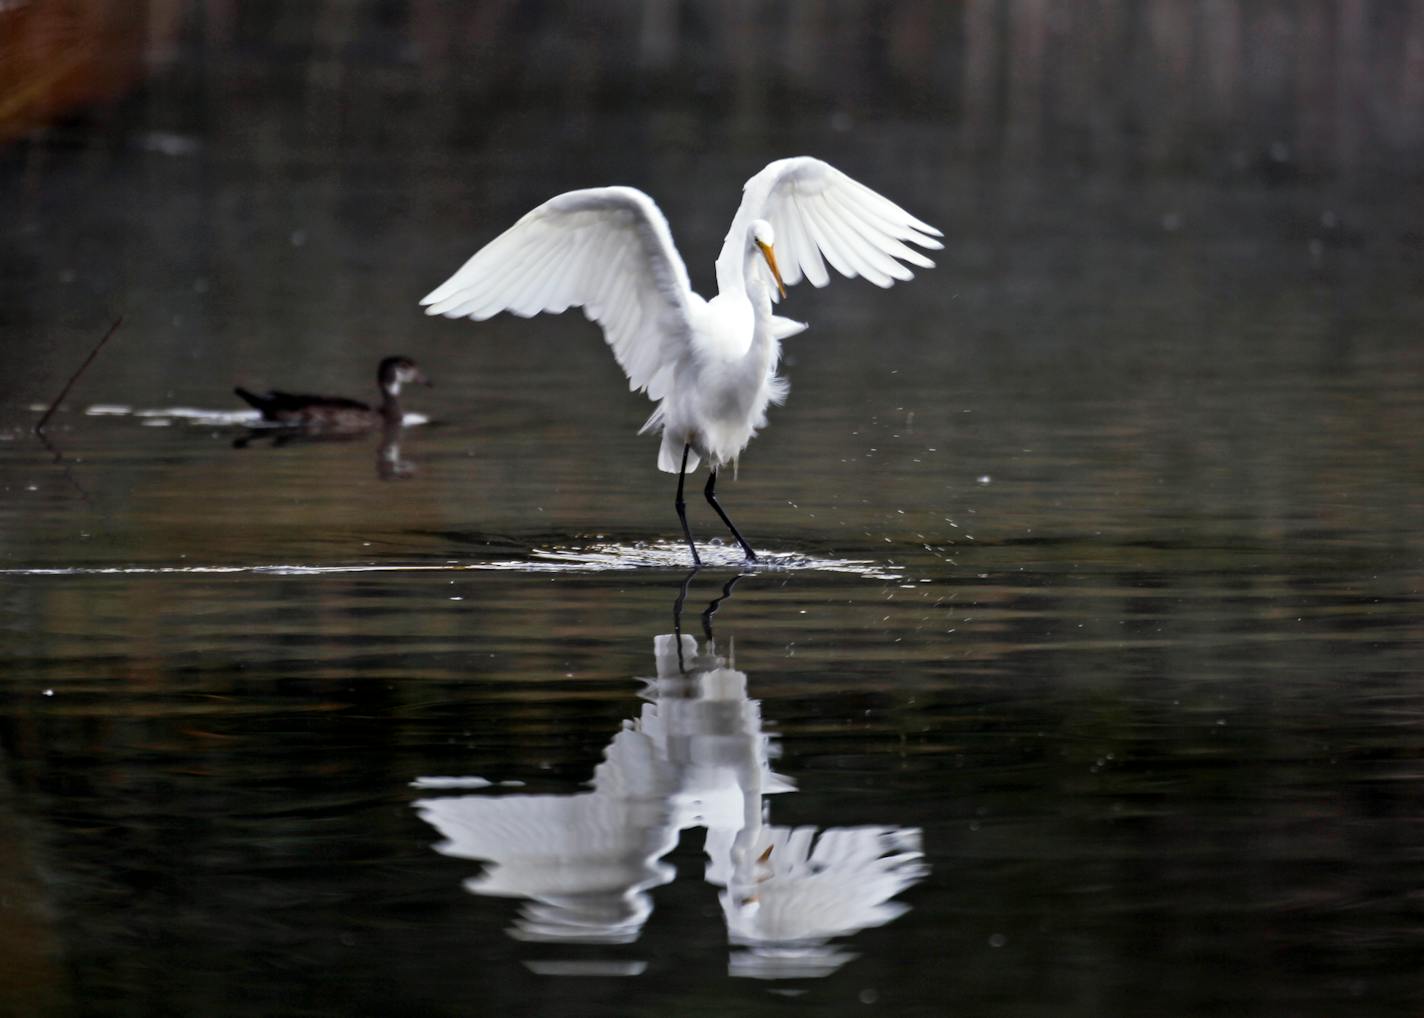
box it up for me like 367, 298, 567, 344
421, 157, 940, 565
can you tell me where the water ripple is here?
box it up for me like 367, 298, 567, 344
77, 404, 431, 427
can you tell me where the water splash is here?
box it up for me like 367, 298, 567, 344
523, 541, 902, 578
0, 541, 901, 579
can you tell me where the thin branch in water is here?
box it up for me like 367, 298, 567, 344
35, 316, 124, 435
34, 428, 93, 504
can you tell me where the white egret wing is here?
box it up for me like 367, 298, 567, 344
722, 825, 927, 944
421, 187, 696, 397
716, 157, 942, 301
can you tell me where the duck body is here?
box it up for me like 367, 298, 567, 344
234, 388, 386, 429
235, 356, 428, 431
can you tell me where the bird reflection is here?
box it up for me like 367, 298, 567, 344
413, 576, 926, 979
233, 417, 417, 480
375, 419, 416, 480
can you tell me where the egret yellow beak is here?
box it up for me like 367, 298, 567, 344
756, 239, 787, 299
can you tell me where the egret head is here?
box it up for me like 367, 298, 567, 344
750, 219, 786, 299
379, 356, 431, 396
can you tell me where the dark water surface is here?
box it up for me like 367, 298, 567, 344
3, 4, 1424, 1016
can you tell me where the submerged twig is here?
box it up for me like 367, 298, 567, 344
34, 316, 124, 435
34, 428, 93, 503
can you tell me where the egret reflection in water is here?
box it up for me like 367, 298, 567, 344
413, 580, 927, 979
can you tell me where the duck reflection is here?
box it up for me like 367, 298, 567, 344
375, 420, 417, 480
234, 417, 417, 480
413, 577, 926, 979
232, 356, 428, 479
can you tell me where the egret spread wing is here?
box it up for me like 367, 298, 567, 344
717, 157, 942, 300
421, 187, 696, 396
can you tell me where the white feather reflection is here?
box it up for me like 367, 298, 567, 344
413, 609, 926, 978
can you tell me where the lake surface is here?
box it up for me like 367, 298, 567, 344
3, 4, 1424, 1016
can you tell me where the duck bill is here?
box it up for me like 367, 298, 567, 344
756, 240, 787, 299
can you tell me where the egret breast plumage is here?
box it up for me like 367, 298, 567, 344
421, 156, 939, 565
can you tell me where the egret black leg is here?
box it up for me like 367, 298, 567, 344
673, 568, 694, 634
672, 567, 699, 671
704, 469, 757, 562
701, 573, 743, 640
675, 444, 702, 567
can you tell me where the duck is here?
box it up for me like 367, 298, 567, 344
235, 356, 430, 430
